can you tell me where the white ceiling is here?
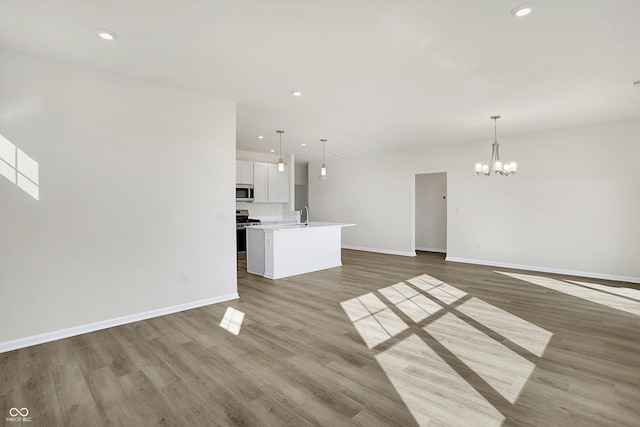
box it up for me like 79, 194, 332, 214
1, 0, 639, 162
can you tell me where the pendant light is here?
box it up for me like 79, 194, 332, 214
320, 139, 327, 177
475, 115, 517, 176
276, 130, 285, 172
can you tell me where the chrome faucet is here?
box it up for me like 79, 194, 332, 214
300, 205, 309, 226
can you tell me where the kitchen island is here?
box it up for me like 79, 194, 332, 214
246, 222, 355, 279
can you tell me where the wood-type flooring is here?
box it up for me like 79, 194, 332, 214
1, 250, 639, 426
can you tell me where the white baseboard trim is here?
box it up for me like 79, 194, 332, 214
342, 245, 416, 257
445, 257, 640, 284
0, 292, 239, 354
264, 262, 343, 280
415, 246, 447, 253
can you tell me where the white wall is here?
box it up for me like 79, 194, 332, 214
0, 49, 237, 347
309, 119, 640, 282
236, 149, 283, 165
415, 172, 447, 252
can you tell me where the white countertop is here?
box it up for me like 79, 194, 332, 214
247, 222, 355, 231
251, 215, 298, 223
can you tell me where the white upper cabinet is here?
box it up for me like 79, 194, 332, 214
236, 161, 254, 185
253, 162, 269, 203
252, 162, 289, 204
268, 164, 289, 203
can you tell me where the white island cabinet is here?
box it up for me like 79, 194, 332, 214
246, 222, 355, 279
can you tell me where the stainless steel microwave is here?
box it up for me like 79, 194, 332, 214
236, 184, 254, 202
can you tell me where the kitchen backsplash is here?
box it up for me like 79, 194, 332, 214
236, 202, 290, 216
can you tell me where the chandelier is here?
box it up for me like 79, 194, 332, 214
475, 115, 517, 176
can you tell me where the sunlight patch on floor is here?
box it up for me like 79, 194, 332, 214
341, 273, 554, 426
341, 293, 409, 349
426, 312, 535, 403
407, 274, 468, 304
457, 297, 552, 357
219, 307, 245, 335
566, 280, 640, 302
378, 283, 442, 322
498, 272, 640, 316
376, 334, 505, 427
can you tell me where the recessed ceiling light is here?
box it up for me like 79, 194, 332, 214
97, 29, 117, 40
269, 149, 275, 153
511, 4, 533, 17
334, 153, 340, 157
300, 143, 306, 147
257, 135, 264, 139
291, 91, 302, 96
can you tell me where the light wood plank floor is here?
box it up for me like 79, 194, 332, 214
1, 250, 639, 426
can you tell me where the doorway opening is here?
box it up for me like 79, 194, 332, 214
415, 172, 447, 254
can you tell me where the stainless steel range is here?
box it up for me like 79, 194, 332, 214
236, 209, 261, 260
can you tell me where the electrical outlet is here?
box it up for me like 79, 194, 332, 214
181, 273, 188, 283
476, 242, 481, 249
